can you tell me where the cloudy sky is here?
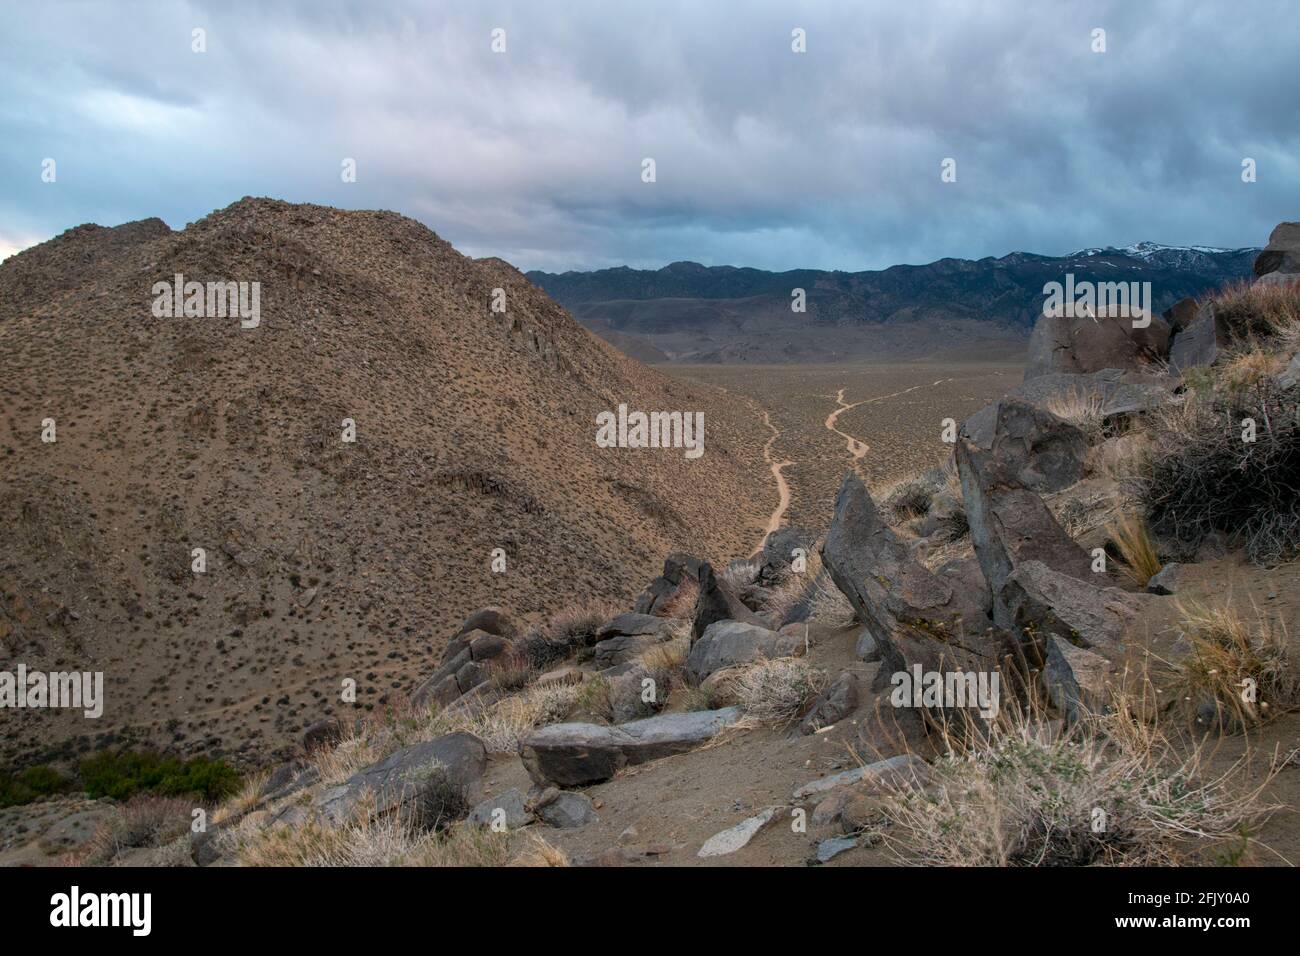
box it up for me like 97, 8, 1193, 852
2, 0, 1297, 271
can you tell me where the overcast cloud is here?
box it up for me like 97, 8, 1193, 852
1, 0, 1297, 271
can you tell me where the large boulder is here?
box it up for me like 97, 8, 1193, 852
1000, 560, 1149, 655
960, 398, 1086, 493
690, 563, 767, 641
759, 526, 813, 581
956, 402, 1095, 629
820, 471, 999, 677
685, 620, 802, 683
1253, 221, 1300, 277
1025, 310, 1170, 380
313, 733, 487, 827
519, 707, 743, 787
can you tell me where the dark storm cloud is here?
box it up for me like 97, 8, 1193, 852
1, 0, 1296, 270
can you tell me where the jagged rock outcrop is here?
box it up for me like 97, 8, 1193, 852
633, 552, 706, 614
1169, 303, 1228, 375
960, 399, 1086, 493
690, 563, 766, 640
821, 471, 1000, 678
1000, 560, 1149, 655
956, 402, 1095, 629
1041, 636, 1116, 722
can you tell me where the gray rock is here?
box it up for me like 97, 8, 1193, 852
821, 471, 994, 675
1146, 563, 1182, 595
815, 836, 858, 864
1001, 560, 1148, 655
1278, 353, 1300, 391
313, 732, 487, 827
538, 791, 599, 829
1169, 303, 1227, 376
1042, 635, 1116, 722
456, 607, 517, 639
961, 398, 1086, 493
792, 754, 930, 800
1162, 297, 1200, 334
467, 788, 532, 831
469, 632, 512, 662
760, 526, 812, 579
855, 629, 881, 663
410, 646, 473, 709
685, 620, 802, 683
607, 664, 656, 723
799, 672, 858, 735
520, 707, 743, 787
593, 631, 672, 669
690, 563, 767, 641
697, 807, 778, 857
1025, 310, 1170, 380
598, 613, 675, 639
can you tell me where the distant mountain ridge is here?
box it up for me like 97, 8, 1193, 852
526, 243, 1259, 363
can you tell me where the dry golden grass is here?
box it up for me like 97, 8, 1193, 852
238, 813, 517, 867
873, 698, 1281, 866
1164, 600, 1297, 733
212, 769, 270, 825
1209, 278, 1300, 342
657, 574, 701, 619
1108, 511, 1162, 587
1219, 348, 1286, 392
1047, 388, 1107, 442
425, 682, 584, 752
731, 658, 827, 726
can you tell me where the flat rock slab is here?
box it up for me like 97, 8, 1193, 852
537, 791, 599, 829
793, 754, 929, 801
698, 806, 779, 858
815, 836, 858, 864
520, 707, 743, 787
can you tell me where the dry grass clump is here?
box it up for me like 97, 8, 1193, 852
1209, 279, 1300, 342
758, 548, 856, 629
510, 831, 571, 867
487, 648, 536, 692
636, 638, 691, 702
656, 575, 701, 619
1107, 511, 1162, 587
238, 814, 517, 867
876, 458, 961, 525
1047, 388, 1107, 443
1134, 377, 1300, 565
720, 558, 760, 590
875, 704, 1278, 866
425, 682, 584, 753
731, 658, 827, 726
73, 795, 194, 865
541, 600, 620, 649
1164, 601, 1297, 733
212, 769, 270, 825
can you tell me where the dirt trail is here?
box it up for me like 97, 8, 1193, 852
752, 408, 794, 555
824, 379, 956, 469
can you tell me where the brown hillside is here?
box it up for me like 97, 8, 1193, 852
0, 198, 771, 767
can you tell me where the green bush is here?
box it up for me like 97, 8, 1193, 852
78, 751, 240, 802
0, 765, 74, 807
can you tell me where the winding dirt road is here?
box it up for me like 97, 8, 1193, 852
753, 408, 794, 555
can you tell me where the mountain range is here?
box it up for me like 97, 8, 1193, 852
527, 243, 1259, 364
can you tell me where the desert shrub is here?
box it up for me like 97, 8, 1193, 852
1165, 601, 1297, 733
0, 765, 73, 807
487, 648, 536, 692
541, 600, 619, 650
424, 682, 583, 753
1135, 378, 1300, 564
78, 750, 240, 802
239, 816, 516, 867
76, 795, 194, 865
1208, 279, 1300, 342
410, 762, 471, 833
876, 708, 1277, 866
732, 658, 827, 726
1107, 512, 1162, 587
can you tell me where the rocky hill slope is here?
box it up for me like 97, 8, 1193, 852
0, 199, 772, 767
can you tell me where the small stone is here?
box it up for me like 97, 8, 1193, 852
1146, 563, 1181, 595
815, 836, 857, 864
697, 807, 778, 858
